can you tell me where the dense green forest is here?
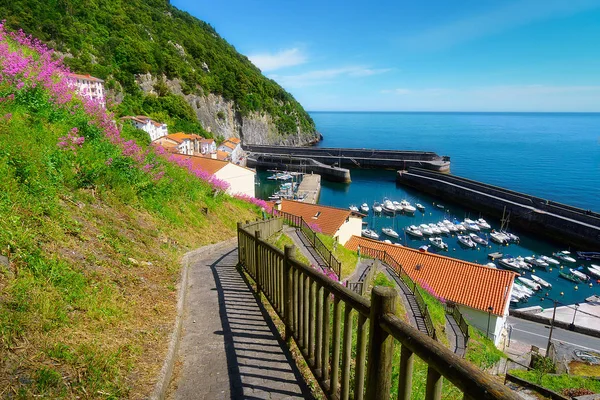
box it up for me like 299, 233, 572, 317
2, 0, 316, 136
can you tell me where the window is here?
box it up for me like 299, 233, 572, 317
312, 211, 321, 219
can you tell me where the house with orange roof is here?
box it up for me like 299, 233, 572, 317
200, 138, 216, 155
67, 73, 106, 108
274, 199, 364, 245
217, 137, 242, 163
121, 115, 168, 141
153, 133, 204, 155
170, 154, 255, 197
345, 236, 517, 345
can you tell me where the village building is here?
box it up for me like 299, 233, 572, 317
121, 116, 168, 141
170, 154, 255, 197
153, 133, 203, 156
200, 138, 217, 155
345, 236, 517, 346
67, 73, 106, 108
273, 199, 364, 245
217, 137, 242, 163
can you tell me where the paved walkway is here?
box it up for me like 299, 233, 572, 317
283, 226, 328, 274
445, 315, 466, 357
171, 243, 312, 399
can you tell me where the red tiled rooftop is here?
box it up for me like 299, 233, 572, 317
67, 73, 104, 83
170, 154, 228, 175
277, 199, 362, 236
345, 236, 516, 316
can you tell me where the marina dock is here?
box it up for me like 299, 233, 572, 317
296, 173, 321, 204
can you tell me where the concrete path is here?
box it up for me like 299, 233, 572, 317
445, 315, 466, 357
283, 226, 329, 274
171, 243, 312, 399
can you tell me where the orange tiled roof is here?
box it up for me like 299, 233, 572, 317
67, 73, 104, 83
221, 141, 237, 150
278, 199, 362, 236
228, 137, 241, 144
170, 154, 228, 175
201, 138, 215, 144
166, 132, 202, 143
345, 237, 516, 316
216, 150, 230, 160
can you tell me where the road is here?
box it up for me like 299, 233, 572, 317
507, 316, 600, 353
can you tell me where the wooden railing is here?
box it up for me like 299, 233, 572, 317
347, 260, 377, 297
273, 210, 342, 278
358, 245, 436, 339
237, 223, 520, 400
446, 302, 470, 345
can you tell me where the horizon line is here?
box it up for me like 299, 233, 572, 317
307, 110, 600, 114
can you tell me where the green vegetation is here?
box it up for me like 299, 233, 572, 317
373, 272, 394, 288
0, 47, 259, 398
416, 287, 449, 346
268, 232, 311, 266
3, 0, 316, 136
510, 370, 600, 395
465, 328, 506, 370
317, 233, 359, 278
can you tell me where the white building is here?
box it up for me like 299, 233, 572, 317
153, 133, 204, 155
217, 137, 242, 164
200, 138, 217, 155
171, 154, 255, 197
67, 73, 106, 108
121, 116, 168, 141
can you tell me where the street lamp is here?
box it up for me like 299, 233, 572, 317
541, 292, 563, 356
570, 303, 580, 330
486, 306, 494, 338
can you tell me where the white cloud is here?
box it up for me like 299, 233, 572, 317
248, 48, 307, 72
270, 66, 391, 88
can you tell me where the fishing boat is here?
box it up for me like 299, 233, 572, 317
373, 202, 383, 213
361, 229, 379, 240
400, 200, 416, 214
360, 203, 369, 213
419, 224, 434, 236
457, 235, 477, 248
554, 251, 577, 263
531, 275, 552, 288
518, 277, 541, 291
428, 236, 448, 251
490, 231, 509, 245
476, 218, 492, 230
570, 268, 589, 281
382, 227, 399, 239
436, 222, 450, 234
498, 257, 522, 272
469, 233, 488, 246
559, 271, 580, 283
501, 230, 520, 243
382, 199, 397, 214
436, 203, 445, 209
405, 225, 424, 238
524, 257, 549, 269
540, 255, 560, 265
428, 223, 442, 235
416, 203, 425, 212
349, 205, 359, 212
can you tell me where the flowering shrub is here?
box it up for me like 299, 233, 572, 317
57, 127, 85, 153
307, 222, 323, 234
418, 279, 446, 303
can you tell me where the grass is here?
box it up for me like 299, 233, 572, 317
0, 79, 260, 396
317, 233, 359, 278
416, 286, 450, 347
373, 272, 395, 288
267, 232, 311, 266
569, 361, 600, 377
510, 370, 600, 395
465, 327, 506, 370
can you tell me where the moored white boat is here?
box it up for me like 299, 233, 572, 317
436, 222, 450, 234
541, 255, 560, 265
349, 205, 359, 212
518, 277, 541, 291
464, 220, 481, 232
405, 225, 423, 238
490, 231, 509, 245
524, 257, 549, 269
531, 275, 552, 288
457, 235, 477, 248
373, 202, 383, 213
498, 257, 522, 272
485, 262, 497, 269
514, 282, 534, 296
476, 218, 492, 229
419, 224, 434, 235
469, 233, 488, 246
360, 203, 369, 213
384, 239, 392, 244
570, 268, 589, 281
416, 203, 425, 212
429, 236, 448, 250
382, 227, 399, 238
588, 266, 600, 279
382, 199, 397, 214
554, 251, 577, 263
428, 223, 442, 235
400, 200, 416, 213
501, 230, 520, 243
361, 229, 379, 240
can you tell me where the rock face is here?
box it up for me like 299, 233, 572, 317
136, 73, 319, 146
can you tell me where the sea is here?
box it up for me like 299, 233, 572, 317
256, 112, 600, 309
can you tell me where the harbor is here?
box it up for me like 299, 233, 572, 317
257, 170, 322, 204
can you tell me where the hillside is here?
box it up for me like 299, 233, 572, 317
2, 0, 319, 145
0, 25, 262, 397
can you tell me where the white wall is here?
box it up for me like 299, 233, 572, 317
215, 163, 255, 197
458, 305, 506, 346
334, 216, 363, 245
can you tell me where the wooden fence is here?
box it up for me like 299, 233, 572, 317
237, 223, 520, 400
241, 217, 283, 239
347, 260, 378, 297
357, 245, 436, 339
273, 210, 342, 278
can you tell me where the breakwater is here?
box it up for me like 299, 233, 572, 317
246, 153, 351, 182
245, 145, 450, 181
396, 168, 600, 249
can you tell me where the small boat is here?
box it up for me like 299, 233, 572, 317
570, 268, 589, 281
429, 236, 448, 251
559, 271, 581, 283
418, 245, 430, 252
469, 233, 488, 246
476, 218, 492, 230
361, 229, 379, 240
382, 227, 399, 238
419, 224, 434, 236
455, 223, 466, 232
498, 257, 522, 272
428, 223, 442, 235
382, 199, 397, 214
400, 200, 416, 214
541, 255, 560, 265
518, 277, 541, 291
392, 200, 402, 209
554, 251, 576, 263
384, 239, 392, 244
531, 275, 552, 288
490, 231, 509, 245
485, 262, 497, 269
515, 257, 531, 270
592, 264, 600, 269
501, 230, 520, 243
457, 235, 477, 248
465, 222, 481, 232
373, 202, 383, 213
436, 204, 445, 209
587, 266, 600, 279
405, 226, 424, 238
436, 222, 450, 234
416, 203, 425, 212
524, 257, 549, 269
360, 203, 369, 213
349, 205, 359, 212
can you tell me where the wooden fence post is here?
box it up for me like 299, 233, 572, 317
254, 230, 261, 297
365, 286, 397, 400
283, 244, 294, 343
237, 222, 242, 264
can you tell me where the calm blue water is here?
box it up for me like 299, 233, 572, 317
257, 112, 600, 309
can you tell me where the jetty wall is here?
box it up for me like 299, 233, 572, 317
246, 154, 351, 182
396, 168, 600, 249
245, 145, 450, 173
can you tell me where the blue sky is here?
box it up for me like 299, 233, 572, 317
172, 0, 600, 112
